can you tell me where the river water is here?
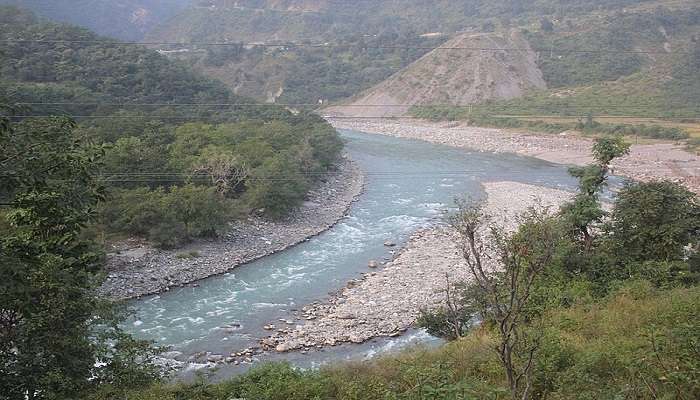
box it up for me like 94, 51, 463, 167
127, 129, 577, 377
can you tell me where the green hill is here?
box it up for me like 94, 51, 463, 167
0, 6, 344, 247
147, 0, 700, 108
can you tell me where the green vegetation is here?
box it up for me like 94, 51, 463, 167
412, 106, 691, 139
0, 112, 163, 399
3, 2, 700, 399
103, 285, 699, 400
82, 136, 699, 399
100, 120, 342, 247
151, 1, 663, 44
407, 4, 700, 134
177, 27, 447, 104
0, 8, 344, 248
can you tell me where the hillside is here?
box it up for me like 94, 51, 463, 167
0, 0, 192, 40
146, 0, 670, 104
395, 1, 700, 123
325, 31, 546, 118
149, 0, 663, 43
165, 32, 445, 104
0, 6, 344, 247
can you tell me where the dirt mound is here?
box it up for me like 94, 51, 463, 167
325, 31, 546, 118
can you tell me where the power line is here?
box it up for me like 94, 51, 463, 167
0, 39, 690, 55
8, 114, 700, 121
15, 101, 700, 110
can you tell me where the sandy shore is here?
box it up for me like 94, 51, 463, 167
329, 118, 700, 193
99, 157, 365, 300
257, 182, 573, 354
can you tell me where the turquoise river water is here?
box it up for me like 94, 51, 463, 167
127, 129, 579, 379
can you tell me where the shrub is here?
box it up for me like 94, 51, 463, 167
102, 185, 236, 248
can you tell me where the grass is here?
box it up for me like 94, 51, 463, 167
92, 282, 700, 400
509, 115, 700, 138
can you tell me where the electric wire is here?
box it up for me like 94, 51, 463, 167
0, 38, 690, 55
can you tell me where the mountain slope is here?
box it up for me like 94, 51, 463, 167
0, 0, 192, 40
149, 0, 662, 43
0, 6, 300, 123
326, 31, 546, 117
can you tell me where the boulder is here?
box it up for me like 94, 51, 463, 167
276, 343, 290, 352
207, 354, 225, 363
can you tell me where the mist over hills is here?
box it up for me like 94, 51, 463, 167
0, 0, 192, 40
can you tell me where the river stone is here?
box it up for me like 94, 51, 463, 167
336, 312, 356, 320
207, 354, 225, 363
349, 334, 364, 344
368, 260, 379, 268
276, 343, 290, 352
161, 351, 183, 359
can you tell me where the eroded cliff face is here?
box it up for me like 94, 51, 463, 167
326, 31, 547, 117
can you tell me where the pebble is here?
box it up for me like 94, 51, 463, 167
258, 182, 573, 353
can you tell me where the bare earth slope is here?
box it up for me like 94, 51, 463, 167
326, 31, 546, 118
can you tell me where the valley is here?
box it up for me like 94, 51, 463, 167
1, 1, 699, 399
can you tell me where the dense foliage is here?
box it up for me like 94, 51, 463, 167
0, 113, 163, 400
151, 0, 662, 43
0, 8, 344, 248
100, 119, 342, 247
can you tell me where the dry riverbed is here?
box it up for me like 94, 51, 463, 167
254, 182, 573, 354
329, 118, 700, 193
99, 158, 365, 300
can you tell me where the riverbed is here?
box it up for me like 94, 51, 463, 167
127, 129, 577, 378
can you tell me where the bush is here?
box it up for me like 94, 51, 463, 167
605, 181, 700, 265
581, 122, 689, 140
102, 185, 236, 248
534, 284, 700, 399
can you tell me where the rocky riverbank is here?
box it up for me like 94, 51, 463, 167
99, 157, 365, 300
254, 182, 573, 354
329, 118, 700, 193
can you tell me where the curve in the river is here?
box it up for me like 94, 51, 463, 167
127, 129, 578, 376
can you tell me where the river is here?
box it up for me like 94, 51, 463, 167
127, 129, 577, 378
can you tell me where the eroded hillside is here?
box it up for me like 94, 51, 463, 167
326, 31, 546, 117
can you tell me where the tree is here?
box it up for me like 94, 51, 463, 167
561, 137, 629, 248
603, 181, 700, 285
194, 149, 250, 197
449, 203, 559, 400
0, 113, 161, 399
417, 275, 478, 340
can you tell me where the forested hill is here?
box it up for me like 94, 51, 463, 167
0, 6, 344, 248
0, 0, 192, 40
0, 6, 293, 121
144, 0, 698, 107
0, 6, 227, 105
149, 0, 661, 43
